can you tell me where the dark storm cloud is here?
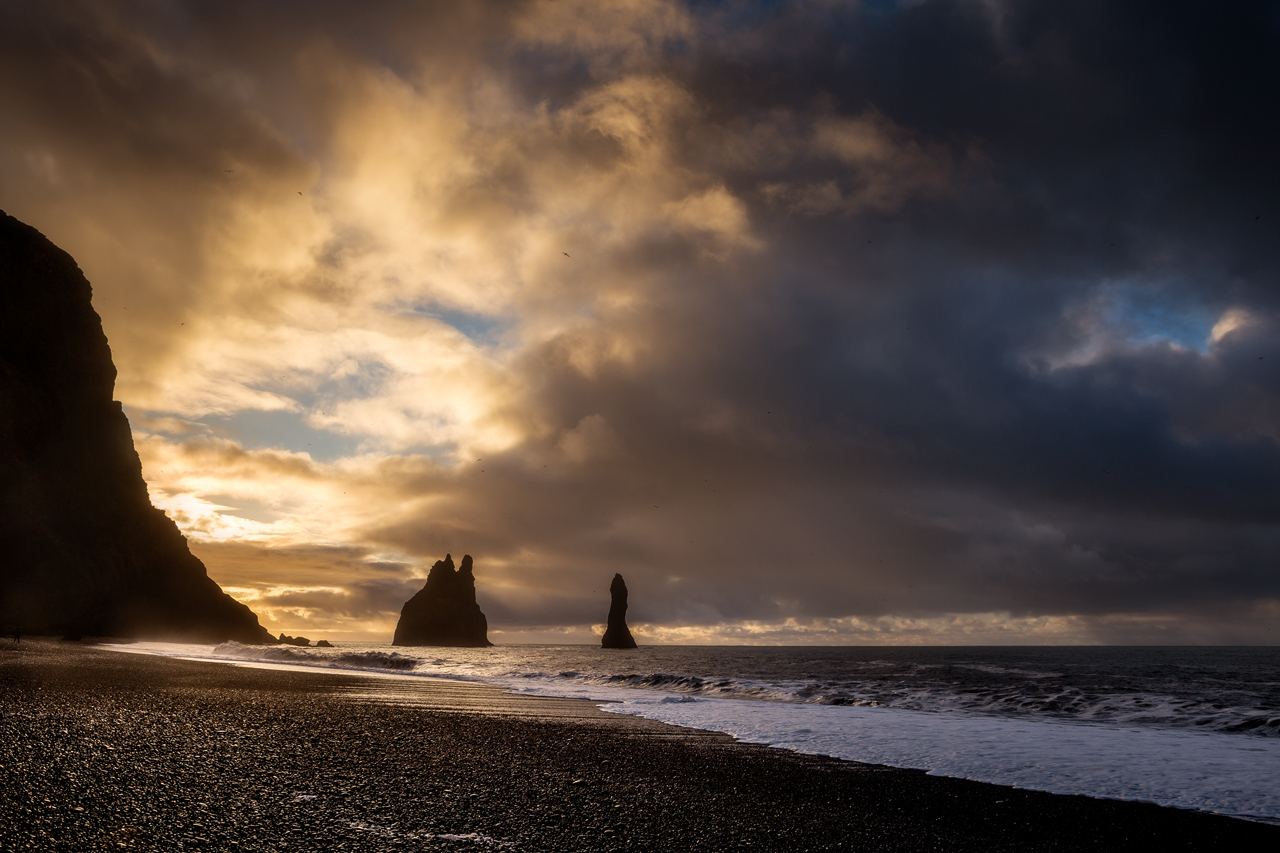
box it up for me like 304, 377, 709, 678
474, 0, 1280, 633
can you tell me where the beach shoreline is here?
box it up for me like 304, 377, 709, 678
2, 640, 1276, 851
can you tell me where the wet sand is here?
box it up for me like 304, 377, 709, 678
1, 640, 1276, 851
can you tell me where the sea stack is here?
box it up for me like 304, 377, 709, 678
0, 211, 272, 643
393, 553, 493, 647
601, 573, 638, 649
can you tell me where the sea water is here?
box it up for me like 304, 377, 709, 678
105, 642, 1280, 824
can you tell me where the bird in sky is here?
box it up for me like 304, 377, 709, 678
562, 252, 570, 257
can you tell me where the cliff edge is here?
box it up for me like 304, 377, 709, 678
0, 211, 271, 642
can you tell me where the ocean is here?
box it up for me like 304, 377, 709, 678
105, 642, 1280, 824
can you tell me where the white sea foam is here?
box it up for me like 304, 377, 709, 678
594, 694, 1280, 824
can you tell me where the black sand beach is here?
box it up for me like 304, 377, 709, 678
1, 642, 1276, 852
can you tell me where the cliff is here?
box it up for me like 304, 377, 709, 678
601, 573, 638, 649
393, 554, 493, 647
0, 210, 271, 642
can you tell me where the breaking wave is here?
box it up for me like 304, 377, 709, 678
211, 641, 420, 671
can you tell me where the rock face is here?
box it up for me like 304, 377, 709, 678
0, 211, 272, 643
601, 573, 638, 649
393, 554, 493, 647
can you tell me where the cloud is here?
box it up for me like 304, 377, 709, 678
2, 0, 1278, 642
761, 110, 965, 215
514, 0, 694, 69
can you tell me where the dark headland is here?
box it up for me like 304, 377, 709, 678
2, 641, 1276, 852
601, 573, 637, 649
393, 553, 493, 647
0, 211, 270, 643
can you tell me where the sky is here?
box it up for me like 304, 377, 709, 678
2, 0, 1278, 644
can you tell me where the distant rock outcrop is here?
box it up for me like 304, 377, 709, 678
392, 554, 493, 647
601, 573, 638, 649
0, 211, 272, 643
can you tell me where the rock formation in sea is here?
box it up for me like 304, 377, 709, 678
601, 573, 638, 649
392, 554, 493, 647
0, 210, 272, 643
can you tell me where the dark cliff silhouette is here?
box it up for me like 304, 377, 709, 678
601, 573, 638, 649
393, 553, 493, 647
0, 211, 271, 642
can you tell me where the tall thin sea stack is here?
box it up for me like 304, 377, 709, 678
601, 573, 638, 649
393, 553, 493, 647
0, 211, 271, 642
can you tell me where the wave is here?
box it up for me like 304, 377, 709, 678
212, 642, 420, 671
198, 643, 1280, 739
510, 669, 1276, 736
528, 675, 1280, 738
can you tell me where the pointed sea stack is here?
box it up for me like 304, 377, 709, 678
0, 211, 271, 643
393, 554, 493, 647
601, 573, 638, 649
